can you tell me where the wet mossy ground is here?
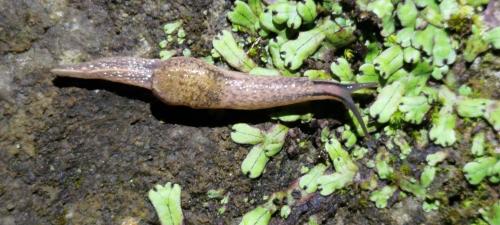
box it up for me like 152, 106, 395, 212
0, 0, 498, 225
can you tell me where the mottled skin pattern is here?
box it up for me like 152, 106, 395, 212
152, 57, 224, 108
52, 57, 376, 135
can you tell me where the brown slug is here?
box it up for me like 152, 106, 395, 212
52, 57, 376, 135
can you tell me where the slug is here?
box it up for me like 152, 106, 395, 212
52, 57, 376, 135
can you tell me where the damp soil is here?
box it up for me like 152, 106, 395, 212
0, 1, 499, 225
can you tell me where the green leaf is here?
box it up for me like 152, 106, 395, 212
432, 29, 456, 66
386, 68, 408, 84
248, 0, 264, 16
259, 10, 281, 33
396, 28, 414, 47
420, 165, 436, 188
268, 37, 287, 70
370, 80, 406, 123
249, 67, 281, 76
228, 1, 259, 33
421, 87, 438, 103
268, 1, 294, 24
286, 5, 302, 29
148, 182, 183, 225
380, 14, 396, 37
320, 127, 331, 143
280, 21, 329, 70
213, 30, 257, 72
480, 201, 500, 225
299, 163, 328, 193
364, 42, 382, 63
399, 95, 431, 124
484, 27, 500, 49
182, 48, 191, 57
403, 47, 421, 64
369, 186, 397, 208
393, 131, 412, 159
431, 65, 449, 80
471, 132, 485, 157
159, 40, 168, 49
484, 100, 500, 131
231, 123, 264, 145
317, 171, 356, 196
324, 17, 356, 47
400, 179, 426, 199
280, 205, 291, 219
423, 200, 440, 212
207, 189, 225, 199
464, 28, 489, 62
397, 0, 418, 28
412, 25, 437, 55
413, 25, 456, 67
429, 107, 457, 147
439, 0, 459, 20
272, 112, 313, 123
163, 21, 182, 35
463, 157, 498, 185
325, 138, 353, 172
356, 63, 380, 84
159, 50, 176, 60
437, 85, 457, 107
373, 45, 404, 78
318, 138, 358, 195
241, 145, 270, 178
239, 207, 272, 225
304, 70, 332, 80
410, 60, 433, 78
177, 28, 186, 39
330, 57, 354, 82
352, 146, 369, 160
426, 151, 448, 166
308, 216, 320, 225
456, 98, 489, 118
348, 109, 372, 137
341, 128, 357, 149
297, 0, 317, 23
375, 151, 394, 180
367, 0, 394, 19
414, 0, 434, 7
263, 124, 289, 157
367, 0, 396, 35
422, 3, 444, 27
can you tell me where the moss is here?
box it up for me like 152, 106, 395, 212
399, 162, 412, 177
73, 177, 83, 189
55, 212, 67, 225
447, 13, 472, 35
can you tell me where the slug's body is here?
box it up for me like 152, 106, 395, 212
52, 57, 375, 134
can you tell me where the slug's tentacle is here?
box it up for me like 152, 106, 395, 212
340, 82, 379, 92
312, 80, 377, 136
51, 57, 161, 89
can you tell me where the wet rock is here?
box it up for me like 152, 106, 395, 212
484, 0, 500, 28
0, 0, 63, 53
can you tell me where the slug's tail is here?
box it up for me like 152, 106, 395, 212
51, 57, 161, 89
313, 81, 378, 137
